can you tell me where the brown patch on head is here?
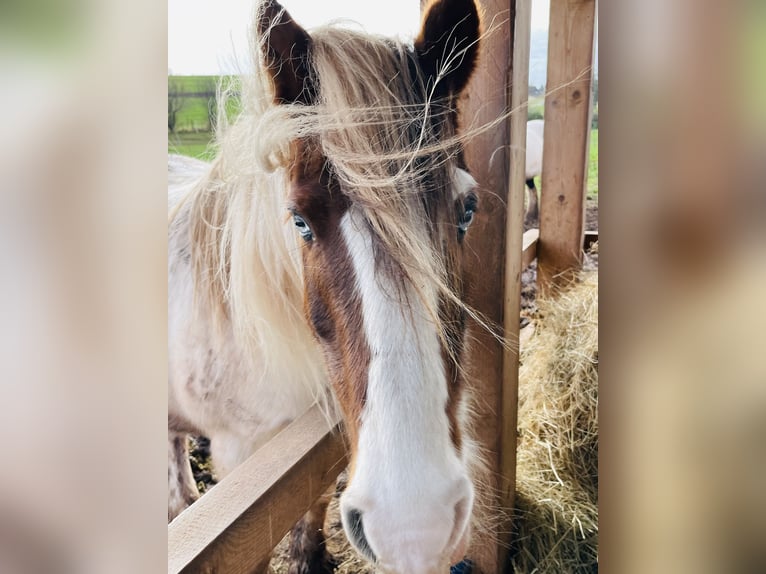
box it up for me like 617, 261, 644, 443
288, 139, 370, 453
437, 192, 475, 452
441, 298, 468, 452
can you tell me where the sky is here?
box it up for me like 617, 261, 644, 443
168, 0, 551, 75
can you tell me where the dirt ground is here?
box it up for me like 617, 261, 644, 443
188, 436, 216, 493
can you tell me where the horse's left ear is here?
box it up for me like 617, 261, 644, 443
256, 0, 314, 104
415, 0, 482, 97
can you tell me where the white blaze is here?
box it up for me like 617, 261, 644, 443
339, 208, 472, 573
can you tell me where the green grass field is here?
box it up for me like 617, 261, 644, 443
168, 130, 217, 161
527, 95, 545, 120
168, 75, 242, 160
169, 75, 240, 133
169, 75, 225, 92
587, 128, 598, 198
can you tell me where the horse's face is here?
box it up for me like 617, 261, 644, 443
259, 1, 481, 571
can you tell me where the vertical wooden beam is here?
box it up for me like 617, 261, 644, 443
538, 0, 596, 292
442, 0, 526, 570
502, 0, 531, 564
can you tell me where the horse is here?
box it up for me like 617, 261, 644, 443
524, 119, 544, 227
168, 0, 485, 572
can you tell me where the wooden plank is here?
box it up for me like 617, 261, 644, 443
452, 0, 530, 570
522, 228, 539, 268
520, 228, 593, 269
168, 406, 346, 574
500, 0, 531, 566
457, 0, 511, 566
538, 0, 596, 294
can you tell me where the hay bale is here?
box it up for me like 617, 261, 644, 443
511, 272, 598, 573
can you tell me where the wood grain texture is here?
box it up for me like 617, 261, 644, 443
168, 406, 346, 574
501, 0, 531, 567
454, 0, 529, 570
520, 228, 596, 270
538, 0, 596, 293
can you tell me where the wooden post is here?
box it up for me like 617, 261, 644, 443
448, 0, 529, 570
538, 0, 596, 293
503, 0, 531, 553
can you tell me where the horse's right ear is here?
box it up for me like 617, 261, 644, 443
256, 0, 314, 104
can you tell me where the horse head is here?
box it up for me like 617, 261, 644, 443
257, 1, 482, 571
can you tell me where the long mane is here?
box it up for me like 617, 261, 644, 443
171, 19, 475, 370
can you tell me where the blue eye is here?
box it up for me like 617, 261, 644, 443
293, 213, 314, 242
458, 209, 474, 233
458, 193, 478, 235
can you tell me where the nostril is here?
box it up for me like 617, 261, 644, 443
448, 494, 473, 563
454, 495, 471, 531
344, 507, 377, 563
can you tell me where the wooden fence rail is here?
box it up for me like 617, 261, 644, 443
168, 406, 346, 574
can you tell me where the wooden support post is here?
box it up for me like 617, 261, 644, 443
501, 0, 531, 568
538, 0, 596, 293
448, 0, 529, 570
458, 0, 510, 566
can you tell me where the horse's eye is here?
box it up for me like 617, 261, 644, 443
292, 214, 314, 242
458, 209, 474, 233
458, 194, 478, 235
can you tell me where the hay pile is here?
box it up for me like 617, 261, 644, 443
511, 272, 599, 573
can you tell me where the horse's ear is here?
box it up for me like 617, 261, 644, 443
256, 0, 314, 104
415, 0, 482, 97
